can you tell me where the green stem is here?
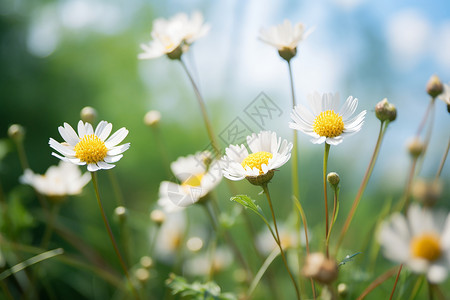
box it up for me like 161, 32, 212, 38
40, 202, 61, 249
400, 158, 418, 213
107, 170, 124, 206
262, 183, 301, 300
436, 137, 450, 179
323, 143, 331, 257
180, 59, 220, 157
90, 173, 139, 300
336, 121, 388, 254
247, 248, 280, 297
428, 281, 434, 300
416, 98, 435, 137
326, 186, 339, 247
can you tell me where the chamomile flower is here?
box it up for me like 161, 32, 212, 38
378, 204, 450, 283
138, 11, 210, 60
289, 92, 366, 146
158, 151, 222, 213
259, 20, 312, 61
20, 161, 90, 198
221, 131, 292, 185
49, 120, 130, 172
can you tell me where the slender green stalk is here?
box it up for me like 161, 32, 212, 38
262, 183, 301, 300
247, 248, 280, 297
107, 170, 124, 206
40, 202, 61, 249
435, 137, 449, 179
179, 59, 220, 157
416, 98, 435, 137
408, 276, 424, 300
323, 143, 331, 257
389, 264, 402, 300
428, 281, 434, 300
336, 121, 388, 254
326, 185, 339, 250
90, 172, 139, 300
399, 158, 418, 213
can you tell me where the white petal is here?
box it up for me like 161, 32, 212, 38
104, 155, 123, 163
427, 264, 448, 284
58, 123, 79, 146
97, 161, 115, 170
87, 163, 100, 172
107, 143, 130, 156
105, 128, 129, 148
77, 120, 86, 137
49, 138, 76, 156
95, 121, 113, 141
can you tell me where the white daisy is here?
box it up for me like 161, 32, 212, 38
20, 161, 90, 198
183, 247, 232, 276
256, 224, 300, 255
438, 83, 450, 105
289, 92, 366, 146
378, 204, 450, 284
158, 151, 222, 213
154, 210, 186, 263
49, 120, 130, 172
259, 20, 312, 61
221, 131, 292, 185
138, 11, 210, 60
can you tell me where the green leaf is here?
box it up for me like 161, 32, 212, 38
230, 195, 263, 216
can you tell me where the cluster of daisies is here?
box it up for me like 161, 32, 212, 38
20, 10, 450, 288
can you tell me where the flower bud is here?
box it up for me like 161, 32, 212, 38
114, 206, 127, 222
186, 237, 203, 252
80, 106, 97, 124
150, 209, 166, 225
426, 75, 443, 98
302, 252, 338, 285
8, 124, 25, 142
337, 283, 348, 297
375, 98, 397, 122
135, 268, 150, 283
412, 179, 442, 207
407, 138, 425, 158
327, 172, 340, 187
278, 47, 297, 62
140, 256, 153, 269
144, 110, 161, 127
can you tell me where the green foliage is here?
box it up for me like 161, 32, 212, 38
166, 273, 237, 300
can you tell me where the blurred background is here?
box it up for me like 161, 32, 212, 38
1, 0, 449, 299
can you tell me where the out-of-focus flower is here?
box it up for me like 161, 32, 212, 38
138, 11, 210, 60
154, 211, 186, 263
426, 75, 443, 98
49, 120, 130, 172
20, 161, 90, 199
158, 151, 222, 213
412, 179, 443, 207
256, 224, 300, 255
259, 20, 312, 62
302, 252, 338, 284
8, 124, 25, 142
378, 204, 450, 283
221, 131, 292, 185
438, 83, 450, 105
80, 106, 97, 124
407, 137, 425, 158
144, 110, 161, 127
183, 247, 232, 276
290, 92, 366, 146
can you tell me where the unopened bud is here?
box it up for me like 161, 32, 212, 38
144, 110, 161, 127
278, 47, 297, 62
135, 268, 150, 283
407, 138, 425, 158
426, 75, 443, 98
8, 124, 25, 142
375, 98, 397, 122
150, 209, 165, 225
412, 179, 442, 207
302, 252, 338, 285
80, 106, 97, 124
327, 172, 340, 186
140, 256, 153, 269
114, 206, 127, 222
186, 237, 203, 252
337, 283, 348, 297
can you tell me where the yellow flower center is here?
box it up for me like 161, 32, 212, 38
313, 110, 344, 138
410, 233, 441, 261
182, 173, 204, 187
241, 151, 273, 175
74, 134, 108, 164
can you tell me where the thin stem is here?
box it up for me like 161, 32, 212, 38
326, 186, 339, 250
323, 143, 331, 257
150, 125, 172, 177
428, 281, 434, 300
107, 170, 124, 206
336, 121, 388, 254
435, 137, 450, 179
179, 59, 220, 157
389, 264, 402, 300
247, 248, 280, 298
416, 98, 435, 137
356, 266, 397, 300
40, 202, 61, 249
262, 183, 301, 300
90, 173, 139, 300
400, 158, 418, 213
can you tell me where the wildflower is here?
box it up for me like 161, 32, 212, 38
154, 211, 186, 263
221, 131, 292, 185
256, 224, 300, 255
20, 161, 90, 199
407, 137, 425, 158
138, 11, 210, 60
378, 204, 450, 283
184, 247, 232, 276
289, 92, 366, 145
375, 98, 397, 122
327, 172, 340, 186
438, 83, 450, 106
412, 179, 443, 207
49, 120, 130, 172
302, 252, 338, 284
158, 151, 222, 212
259, 20, 312, 62
426, 75, 443, 98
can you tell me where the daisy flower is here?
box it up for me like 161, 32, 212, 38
289, 92, 366, 146
221, 131, 292, 185
158, 151, 222, 213
138, 11, 210, 60
259, 20, 313, 61
49, 120, 130, 172
20, 161, 90, 199
378, 204, 450, 283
